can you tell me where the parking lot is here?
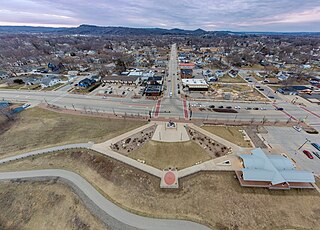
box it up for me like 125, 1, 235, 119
91, 83, 143, 98
261, 126, 320, 175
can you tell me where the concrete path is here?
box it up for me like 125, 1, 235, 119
0, 143, 94, 164
0, 169, 210, 230
91, 145, 163, 178
91, 123, 163, 178
178, 155, 242, 178
152, 122, 190, 142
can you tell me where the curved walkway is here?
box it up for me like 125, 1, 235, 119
0, 169, 210, 230
0, 143, 94, 164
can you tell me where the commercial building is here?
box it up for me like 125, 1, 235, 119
144, 85, 162, 96
180, 69, 193, 79
236, 148, 315, 190
102, 75, 140, 85
182, 79, 209, 91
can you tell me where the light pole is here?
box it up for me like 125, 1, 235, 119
298, 138, 310, 150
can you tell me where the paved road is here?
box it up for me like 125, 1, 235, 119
0, 143, 93, 163
0, 169, 210, 230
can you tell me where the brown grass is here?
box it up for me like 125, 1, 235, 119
1, 149, 319, 230
0, 107, 146, 158
218, 74, 246, 83
128, 140, 212, 169
0, 180, 106, 230
202, 126, 252, 148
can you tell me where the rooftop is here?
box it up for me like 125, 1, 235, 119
239, 148, 315, 186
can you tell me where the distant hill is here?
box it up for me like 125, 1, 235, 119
0, 24, 319, 36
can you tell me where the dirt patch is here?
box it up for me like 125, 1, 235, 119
187, 127, 231, 158
0, 180, 106, 230
244, 126, 268, 148
1, 149, 320, 230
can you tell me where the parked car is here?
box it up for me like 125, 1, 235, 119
303, 150, 314, 159
22, 103, 31, 109
253, 107, 259, 110
293, 126, 302, 132
226, 106, 232, 109
311, 143, 320, 151
209, 105, 215, 109
276, 107, 284, 111
178, 90, 180, 94
245, 107, 252, 110
260, 107, 267, 110
312, 151, 320, 159
234, 106, 241, 109
218, 106, 224, 109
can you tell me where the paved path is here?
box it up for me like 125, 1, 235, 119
0, 143, 94, 164
152, 122, 190, 142
0, 169, 210, 230
178, 155, 242, 178
92, 123, 163, 178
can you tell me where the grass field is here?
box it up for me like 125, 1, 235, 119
0, 107, 146, 158
201, 126, 252, 148
218, 74, 246, 83
0, 181, 106, 230
1, 149, 319, 230
128, 140, 211, 169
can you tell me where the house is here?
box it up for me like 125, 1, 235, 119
0, 71, 9, 80
24, 77, 41, 85
277, 86, 311, 95
236, 148, 315, 190
228, 69, 238, 78
202, 69, 213, 77
215, 70, 224, 78
40, 75, 61, 88
78, 78, 95, 88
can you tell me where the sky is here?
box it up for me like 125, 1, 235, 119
0, 0, 320, 32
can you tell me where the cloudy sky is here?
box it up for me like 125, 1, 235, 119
0, 0, 320, 31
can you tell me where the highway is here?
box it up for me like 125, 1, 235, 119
0, 169, 210, 230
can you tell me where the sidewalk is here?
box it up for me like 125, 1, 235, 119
0, 143, 93, 164
152, 122, 190, 142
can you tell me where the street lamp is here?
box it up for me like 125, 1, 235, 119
298, 138, 310, 150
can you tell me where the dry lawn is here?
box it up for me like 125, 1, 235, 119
0, 180, 106, 230
218, 74, 246, 83
0, 107, 146, 158
128, 140, 212, 169
202, 126, 252, 148
1, 149, 319, 230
